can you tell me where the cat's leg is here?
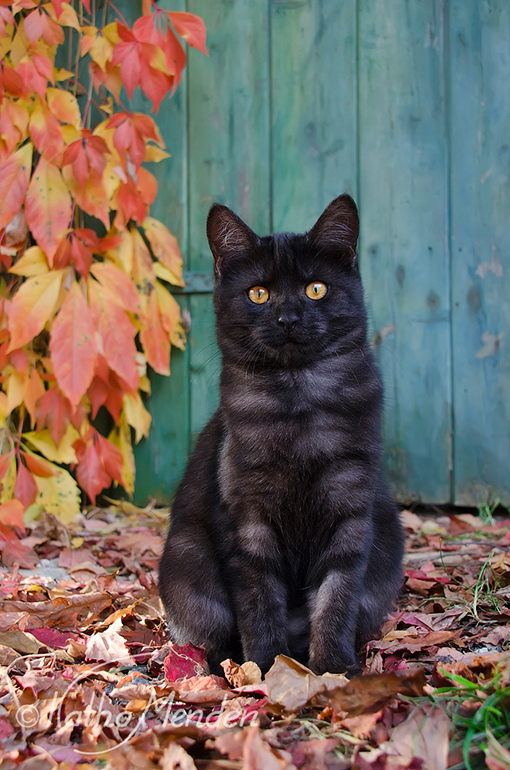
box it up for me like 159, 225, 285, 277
355, 492, 404, 647
159, 523, 236, 672
307, 495, 374, 675
226, 521, 290, 674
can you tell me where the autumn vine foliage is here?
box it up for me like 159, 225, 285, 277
0, 0, 207, 528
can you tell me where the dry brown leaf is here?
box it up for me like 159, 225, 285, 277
265, 655, 348, 711
161, 741, 198, 769
380, 703, 451, 770
319, 668, 426, 716
210, 725, 295, 769
1, 592, 112, 629
0, 629, 43, 654
85, 617, 133, 664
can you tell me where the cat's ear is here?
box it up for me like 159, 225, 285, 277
308, 194, 359, 260
207, 204, 258, 277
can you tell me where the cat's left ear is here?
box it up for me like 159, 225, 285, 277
308, 194, 359, 261
207, 204, 258, 278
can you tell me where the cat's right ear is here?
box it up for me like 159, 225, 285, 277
207, 204, 258, 278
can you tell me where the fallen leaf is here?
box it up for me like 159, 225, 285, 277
265, 655, 348, 711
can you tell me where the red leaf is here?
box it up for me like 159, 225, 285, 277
70, 233, 94, 277
87, 374, 109, 419
74, 432, 111, 504
163, 643, 209, 683
167, 12, 208, 56
95, 432, 123, 485
30, 627, 80, 648
50, 281, 98, 407
35, 386, 72, 446
115, 177, 147, 227
14, 460, 38, 508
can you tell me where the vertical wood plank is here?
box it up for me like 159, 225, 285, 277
270, 0, 358, 233
187, 0, 271, 441
450, 1, 510, 505
358, 0, 452, 502
113, 0, 191, 503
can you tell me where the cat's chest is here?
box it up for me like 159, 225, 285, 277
220, 363, 351, 465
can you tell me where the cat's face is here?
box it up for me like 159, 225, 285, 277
207, 196, 367, 368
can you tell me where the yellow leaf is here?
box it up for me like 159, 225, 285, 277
123, 392, 151, 444
62, 124, 81, 143
143, 217, 184, 285
10, 246, 49, 277
90, 34, 113, 72
44, 2, 81, 31
109, 413, 135, 496
0, 458, 16, 503
23, 424, 80, 464
7, 270, 66, 351
105, 229, 133, 274
54, 68, 75, 81
0, 392, 8, 425
144, 145, 171, 163
102, 22, 121, 45
153, 261, 184, 287
35, 464, 80, 524
6, 370, 26, 415
139, 374, 151, 394
46, 88, 81, 129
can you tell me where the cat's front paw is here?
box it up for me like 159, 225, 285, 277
308, 652, 361, 678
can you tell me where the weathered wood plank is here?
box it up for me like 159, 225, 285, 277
450, 1, 510, 505
270, 0, 358, 233
112, 0, 192, 503
358, 0, 452, 503
187, 0, 271, 439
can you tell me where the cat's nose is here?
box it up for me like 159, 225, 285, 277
277, 312, 299, 334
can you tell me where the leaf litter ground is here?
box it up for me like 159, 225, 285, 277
0, 506, 509, 770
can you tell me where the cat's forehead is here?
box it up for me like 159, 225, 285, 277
255, 232, 333, 281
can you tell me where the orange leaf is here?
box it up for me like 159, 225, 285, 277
0, 499, 24, 529
62, 164, 110, 229
90, 262, 141, 312
140, 287, 170, 375
14, 460, 38, 508
46, 87, 81, 128
34, 386, 72, 447
0, 451, 14, 483
21, 450, 55, 478
50, 281, 98, 407
143, 216, 183, 283
7, 269, 65, 351
88, 280, 139, 391
29, 99, 64, 160
0, 144, 33, 230
25, 157, 72, 260
24, 367, 45, 427
168, 12, 208, 56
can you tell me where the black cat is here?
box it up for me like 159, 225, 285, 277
158, 195, 404, 676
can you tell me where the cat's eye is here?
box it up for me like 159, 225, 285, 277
305, 282, 327, 300
248, 286, 269, 304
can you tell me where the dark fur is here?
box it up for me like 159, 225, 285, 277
158, 195, 404, 676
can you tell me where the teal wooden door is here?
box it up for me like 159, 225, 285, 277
134, 0, 510, 508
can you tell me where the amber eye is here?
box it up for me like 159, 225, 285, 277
305, 282, 327, 300
248, 286, 269, 304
